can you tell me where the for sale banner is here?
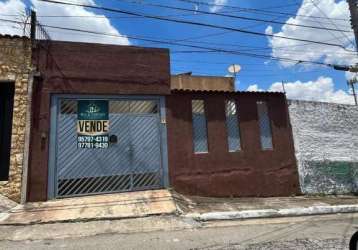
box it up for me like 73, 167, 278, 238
77, 100, 109, 149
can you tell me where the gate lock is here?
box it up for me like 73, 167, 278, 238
109, 134, 118, 144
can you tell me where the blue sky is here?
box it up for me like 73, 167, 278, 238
1, 0, 357, 104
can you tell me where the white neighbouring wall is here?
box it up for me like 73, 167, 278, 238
288, 100, 358, 194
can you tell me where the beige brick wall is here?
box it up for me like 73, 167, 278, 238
0, 36, 31, 202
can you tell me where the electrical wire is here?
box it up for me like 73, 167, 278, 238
113, 0, 352, 33
37, 0, 353, 51
3, 17, 354, 69
309, 0, 355, 48
176, 0, 350, 21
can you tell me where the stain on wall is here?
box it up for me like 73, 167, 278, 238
288, 100, 358, 194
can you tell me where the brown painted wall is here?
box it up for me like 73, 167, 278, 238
166, 91, 300, 197
27, 41, 170, 201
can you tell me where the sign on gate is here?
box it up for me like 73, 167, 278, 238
77, 100, 109, 149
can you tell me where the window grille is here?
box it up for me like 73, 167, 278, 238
225, 100, 241, 152
191, 100, 208, 153
257, 101, 273, 150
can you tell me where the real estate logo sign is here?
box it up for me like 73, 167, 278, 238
77, 100, 109, 149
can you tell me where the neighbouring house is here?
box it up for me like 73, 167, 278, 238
288, 100, 358, 195
0, 35, 32, 202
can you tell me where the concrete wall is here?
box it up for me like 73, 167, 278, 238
167, 91, 300, 197
288, 100, 358, 195
171, 75, 235, 92
0, 35, 31, 202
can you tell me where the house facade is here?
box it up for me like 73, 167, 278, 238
27, 40, 171, 201
4, 37, 355, 203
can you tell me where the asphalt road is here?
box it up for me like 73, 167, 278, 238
1, 213, 358, 249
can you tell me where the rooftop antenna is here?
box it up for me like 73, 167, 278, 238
228, 64, 241, 88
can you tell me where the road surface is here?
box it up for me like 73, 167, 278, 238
1, 213, 357, 249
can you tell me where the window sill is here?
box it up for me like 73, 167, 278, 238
229, 150, 242, 153
0, 181, 9, 185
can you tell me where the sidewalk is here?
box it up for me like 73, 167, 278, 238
0, 190, 177, 225
0, 190, 357, 225
172, 192, 358, 221
0, 194, 17, 213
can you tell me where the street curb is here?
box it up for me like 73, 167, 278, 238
185, 204, 358, 221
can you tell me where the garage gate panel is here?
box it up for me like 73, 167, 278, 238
49, 97, 166, 198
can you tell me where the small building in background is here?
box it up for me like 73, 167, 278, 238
171, 74, 235, 92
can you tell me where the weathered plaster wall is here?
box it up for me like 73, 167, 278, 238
0, 36, 31, 202
288, 100, 358, 194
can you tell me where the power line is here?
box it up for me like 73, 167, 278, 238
0, 17, 340, 67
129, 14, 287, 49
171, 59, 267, 66
176, 0, 350, 21
114, 0, 352, 33
37, 0, 353, 51
309, 0, 355, 48
1, 16, 354, 69
32, 17, 352, 54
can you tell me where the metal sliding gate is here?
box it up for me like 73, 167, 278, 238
49, 96, 167, 199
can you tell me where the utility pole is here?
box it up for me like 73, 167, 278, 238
30, 10, 36, 44
348, 77, 358, 105
348, 0, 358, 52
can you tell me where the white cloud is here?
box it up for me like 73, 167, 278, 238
0, 0, 130, 45
0, 0, 27, 36
247, 77, 354, 105
345, 71, 358, 81
266, 0, 357, 68
33, 0, 130, 45
247, 84, 263, 92
209, 0, 228, 12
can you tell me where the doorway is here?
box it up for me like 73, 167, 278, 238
0, 82, 15, 181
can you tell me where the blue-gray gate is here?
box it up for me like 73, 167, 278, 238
48, 96, 168, 199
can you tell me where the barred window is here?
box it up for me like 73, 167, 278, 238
110, 100, 157, 114
191, 100, 208, 153
225, 100, 241, 152
257, 101, 273, 150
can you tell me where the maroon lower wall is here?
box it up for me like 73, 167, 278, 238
166, 91, 300, 197
27, 41, 170, 202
